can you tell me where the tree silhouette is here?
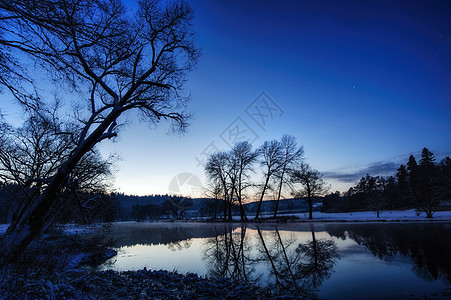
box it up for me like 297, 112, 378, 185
295, 224, 339, 288
0, 0, 199, 261
202, 225, 258, 284
396, 164, 410, 207
273, 135, 304, 218
0, 111, 113, 228
255, 140, 283, 219
205, 151, 232, 220
327, 223, 451, 284
416, 148, 440, 218
162, 196, 193, 220
291, 163, 329, 219
228, 141, 258, 221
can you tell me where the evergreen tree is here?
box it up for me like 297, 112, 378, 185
384, 176, 398, 209
396, 164, 410, 207
396, 164, 408, 188
419, 148, 436, 170
406, 155, 419, 206
416, 148, 439, 218
437, 157, 451, 204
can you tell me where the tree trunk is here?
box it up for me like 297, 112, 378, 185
223, 198, 227, 220
238, 196, 247, 221
255, 175, 270, 220
0, 163, 70, 261
1, 109, 120, 262
273, 167, 285, 218
308, 197, 313, 220
228, 201, 232, 221
257, 228, 281, 287
310, 224, 318, 269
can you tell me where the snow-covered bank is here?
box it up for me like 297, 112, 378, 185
0, 223, 100, 235
299, 209, 451, 221
246, 209, 451, 222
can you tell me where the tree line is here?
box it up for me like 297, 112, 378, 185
322, 148, 451, 218
204, 135, 329, 221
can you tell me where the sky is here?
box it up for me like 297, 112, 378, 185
2, 0, 451, 197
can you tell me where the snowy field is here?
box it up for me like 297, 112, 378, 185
257, 208, 451, 222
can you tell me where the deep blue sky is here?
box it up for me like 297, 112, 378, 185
107, 0, 451, 196
3, 0, 451, 196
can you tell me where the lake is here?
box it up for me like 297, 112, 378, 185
98, 222, 451, 299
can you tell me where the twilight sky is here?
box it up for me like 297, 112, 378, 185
3, 0, 451, 197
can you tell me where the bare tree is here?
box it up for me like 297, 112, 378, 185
203, 179, 222, 219
162, 196, 193, 220
254, 140, 283, 219
228, 141, 257, 221
273, 135, 304, 218
291, 163, 329, 220
205, 151, 232, 220
0, 110, 114, 229
295, 224, 339, 288
0, 0, 199, 261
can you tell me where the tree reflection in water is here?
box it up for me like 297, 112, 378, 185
203, 224, 339, 298
326, 223, 451, 284
166, 226, 192, 251
202, 224, 260, 284
295, 224, 339, 289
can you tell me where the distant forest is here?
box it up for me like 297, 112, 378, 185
323, 148, 451, 218
0, 148, 449, 224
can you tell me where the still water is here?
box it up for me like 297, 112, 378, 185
99, 222, 451, 299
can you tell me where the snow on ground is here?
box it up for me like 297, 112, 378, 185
256, 209, 451, 222
0, 223, 100, 235
62, 223, 99, 235
236, 209, 451, 222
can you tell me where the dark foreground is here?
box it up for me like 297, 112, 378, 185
1, 268, 272, 299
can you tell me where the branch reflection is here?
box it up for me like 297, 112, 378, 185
326, 223, 451, 284
203, 224, 339, 298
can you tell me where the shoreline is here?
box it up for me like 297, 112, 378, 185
1, 268, 271, 299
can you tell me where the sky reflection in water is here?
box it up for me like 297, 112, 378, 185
100, 222, 451, 299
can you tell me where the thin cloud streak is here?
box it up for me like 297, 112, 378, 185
323, 161, 399, 184
323, 150, 451, 185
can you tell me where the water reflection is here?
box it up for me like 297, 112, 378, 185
101, 222, 451, 297
326, 223, 451, 284
251, 225, 338, 297
203, 225, 259, 284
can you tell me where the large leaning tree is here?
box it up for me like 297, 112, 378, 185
0, 0, 199, 261
0, 109, 115, 227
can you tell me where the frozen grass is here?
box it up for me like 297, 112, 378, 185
0, 223, 99, 235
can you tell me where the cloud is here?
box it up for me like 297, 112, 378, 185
322, 149, 451, 188
323, 161, 400, 184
